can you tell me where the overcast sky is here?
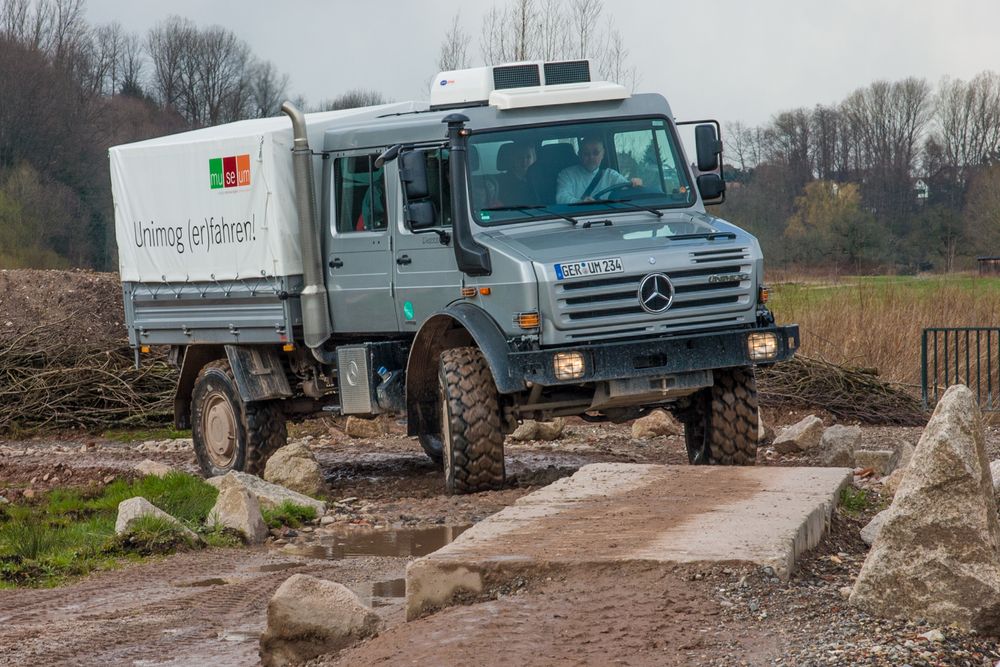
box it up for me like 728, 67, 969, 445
86, 0, 1000, 126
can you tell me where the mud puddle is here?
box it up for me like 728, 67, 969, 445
282, 524, 471, 560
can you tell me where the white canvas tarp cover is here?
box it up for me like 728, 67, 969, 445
110, 102, 420, 283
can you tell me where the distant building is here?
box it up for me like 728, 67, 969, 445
977, 256, 1000, 275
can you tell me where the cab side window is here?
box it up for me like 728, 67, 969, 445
334, 154, 387, 233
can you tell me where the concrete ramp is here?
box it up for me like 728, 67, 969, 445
406, 464, 850, 619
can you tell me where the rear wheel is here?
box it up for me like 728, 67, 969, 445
683, 366, 758, 465
438, 347, 505, 494
191, 359, 287, 477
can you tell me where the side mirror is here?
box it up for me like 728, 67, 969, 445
406, 200, 437, 230
695, 124, 722, 172
399, 150, 429, 199
697, 173, 726, 202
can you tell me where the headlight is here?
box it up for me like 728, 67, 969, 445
747, 332, 778, 361
553, 351, 585, 380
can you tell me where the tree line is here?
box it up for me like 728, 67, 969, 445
722, 73, 1000, 273
0, 0, 383, 270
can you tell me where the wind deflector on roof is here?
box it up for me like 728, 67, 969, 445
493, 64, 541, 90
543, 60, 591, 85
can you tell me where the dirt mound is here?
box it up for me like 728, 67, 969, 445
0, 269, 126, 345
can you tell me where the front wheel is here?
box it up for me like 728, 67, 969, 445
682, 367, 758, 466
191, 359, 287, 477
438, 347, 505, 494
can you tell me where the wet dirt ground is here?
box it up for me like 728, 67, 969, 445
2, 412, 1000, 666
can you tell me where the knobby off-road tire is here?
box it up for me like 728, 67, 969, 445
683, 366, 759, 466
191, 359, 287, 477
438, 347, 505, 494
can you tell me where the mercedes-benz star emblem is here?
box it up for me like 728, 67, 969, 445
638, 273, 674, 314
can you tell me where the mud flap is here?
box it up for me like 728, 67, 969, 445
224, 345, 293, 404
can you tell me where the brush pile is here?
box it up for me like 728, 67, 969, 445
757, 355, 925, 426
0, 324, 174, 431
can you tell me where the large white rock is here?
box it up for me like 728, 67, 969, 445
114, 497, 200, 542
860, 509, 888, 546
849, 385, 1000, 633
512, 418, 566, 441
259, 574, 383, 666
819, 424, 860, 467
207, 471, 327, 515
263, 442, 327, 497
773, 415, 824, 454
991, 459, 1000, 495
345, 416, 386, 439
134, 459, 176, 478
208, 484, 268, 544
630, 410, 681, 440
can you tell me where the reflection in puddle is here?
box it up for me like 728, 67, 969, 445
281, 525, 471, 561
372, 577, 406, 598
254, 562, 304, 573
175, 577, 228, 588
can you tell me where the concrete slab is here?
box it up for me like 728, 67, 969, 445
406, 464, 850, 619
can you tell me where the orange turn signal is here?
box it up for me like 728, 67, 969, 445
282, 343, 295, 352
479, 287, 491, 296
515, 311, 540, 329
461, 287, 477, 298
759, 286, 769, 304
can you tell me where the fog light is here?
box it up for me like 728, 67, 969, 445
553, 351, 585, 380
747, 332, 778, 361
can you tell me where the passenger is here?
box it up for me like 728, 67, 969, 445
497, 142, 538, 205
555, 135, 642, 204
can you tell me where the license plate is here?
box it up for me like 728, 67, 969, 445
554, 257, 624, 280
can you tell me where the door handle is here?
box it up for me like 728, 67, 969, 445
329, 258, 343, 269
396, 255, 412, 266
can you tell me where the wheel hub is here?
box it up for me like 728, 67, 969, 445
203, 391, 237, 467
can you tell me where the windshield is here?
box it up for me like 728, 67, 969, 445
467, 117, 695, 226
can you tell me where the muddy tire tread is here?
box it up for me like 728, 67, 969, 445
683, 366, 758, 466
440, 347, 505, 494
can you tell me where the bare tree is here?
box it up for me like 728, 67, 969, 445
147, 16, 195, 110
249, 60, 288, 117
934, 72, 1000, 179
598, 21, 638, 90
118, 30, 143, 97
536, 0, 569, 60
319, 89, 388, 111
437, 11, 471, 71
567, 0, 602, 59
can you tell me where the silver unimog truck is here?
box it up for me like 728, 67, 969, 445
111, 60, 798, 494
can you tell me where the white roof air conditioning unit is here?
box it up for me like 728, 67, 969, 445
430, 59, 629, 110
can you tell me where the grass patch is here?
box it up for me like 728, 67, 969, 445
101, 427, 191, 443
839, 486, 875, 516
261, 501, 317, 529
0, 472, 225, 588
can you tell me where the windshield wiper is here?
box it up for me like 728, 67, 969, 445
568, 197, 663, 219
481, 204, 581, 226
667, 232, 737, 241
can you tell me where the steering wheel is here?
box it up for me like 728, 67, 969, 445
589, 181, 638, 200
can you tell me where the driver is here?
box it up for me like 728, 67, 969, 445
555, 135, 642, 204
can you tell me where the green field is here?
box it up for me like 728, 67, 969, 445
767, 273, 1000, 386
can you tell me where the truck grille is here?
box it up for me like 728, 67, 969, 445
553, 248, 753, 330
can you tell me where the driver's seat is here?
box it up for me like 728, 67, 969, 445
527, 143, 577, 204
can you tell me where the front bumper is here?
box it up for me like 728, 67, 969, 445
506, 325, 799, 388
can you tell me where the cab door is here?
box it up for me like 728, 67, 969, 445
325, 152, 398, 333
391, 147, 462, 331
